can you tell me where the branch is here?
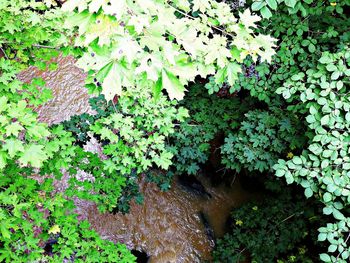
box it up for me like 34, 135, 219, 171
336, 232, 350, 261
0, 46, 9, 59
165, 2, 236, 39
32, 44, 59, 50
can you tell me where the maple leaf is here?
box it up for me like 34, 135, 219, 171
204, 35, 232, 68
3, 139, 24, 158
226, 62, 242, 86
0, 151, 7, 170
62, 0, 88, 12
128, 15, 150, 34
0, 96, 8, 112
162, 70, 186, 100
102, 0, 127, 19
101, 62, 122, 101
111, 36, 142, 64
48, 224, 61, 234
239, 9, 261, 30
89, 0, 107, 13
19, 145, 47, 168
85, 14, 120, 46
135, 55, 163, 81
193, 0, 211, 12
5, 122, 23, 137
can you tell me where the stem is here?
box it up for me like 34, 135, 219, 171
32, 44, 58, 50
0, 46, 9, 59
336, 232, 350, 261
165, 2, 236, 39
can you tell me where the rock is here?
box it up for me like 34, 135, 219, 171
177, 174, 212, 199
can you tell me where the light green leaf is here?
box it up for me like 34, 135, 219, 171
226, 62, 242, 86
320, 253, 331, 262
266, 0, 277, 10
252, 1, 265, 11
101, 63, 122, 101
285, 0, 297, 8
260, 6, 272, 19
305, 188, 313, 198
18, 145, 47, 168
3, 139, 24, 158
5, 122, 23, 137
0, 151, 7, 169
323, 192, 332, 203
162, 70, 185, 100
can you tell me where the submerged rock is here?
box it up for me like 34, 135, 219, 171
177, 174, 212, 199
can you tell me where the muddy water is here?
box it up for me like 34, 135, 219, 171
18, 55, 94, 125
20, 55, 254, 262
75, 175, 252, 262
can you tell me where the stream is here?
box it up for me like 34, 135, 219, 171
19, 55, 254, 262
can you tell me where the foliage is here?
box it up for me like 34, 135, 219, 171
61, 95, 114, 145
0, 170, 135, 262
221, 108, 306, 173
0, 1, 134, 261
230, 0, 350, 261
212, 183, 321, 263
274, 46, 350, 262
62, 0, 276, 101
90, 89, 189, 175
167, 84, 251, 176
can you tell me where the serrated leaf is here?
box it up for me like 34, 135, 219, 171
3, 139, 24, 158
162, 70, 185, 100
19, 145, 47, 168
226, 62, 242, 86
101, 63, 122, 101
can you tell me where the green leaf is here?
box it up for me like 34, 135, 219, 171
285, 0, 297, 8
308, 43, 316, 53
328, 244, 337, 253
260, 6, 272, 19
318, 233, 327, 241
323, 192, 332, 203
251, 1, 265, 11
3, 139, 24, 158
326, 64, 337, 72
162, 70, 185, 100
305, 188, 313, 198
153, 77, 162, 101
226, 62, 242, 86
266, 0, 277, 10
292, 156, 302, 165
0, 151, 7, 169
320, 115, 329, 126
5, 122, 23, 137
275, 169, 285, 177
101, 63, 122, 102
18, 145, 47, 168
320, 253, 331, 262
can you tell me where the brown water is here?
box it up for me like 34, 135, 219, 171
18, 55, 94, 125
20, 55, 254, 262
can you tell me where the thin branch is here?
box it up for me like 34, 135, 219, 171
165, 2, 236, 39
0, 46, 9, 59
336, 232, 350, 261
32, 44, 59, 50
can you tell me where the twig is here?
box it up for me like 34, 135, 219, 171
32, 44, 59, 50
165, 2, 236, 39
0, 46, 9, 59
336, 232, 350, 261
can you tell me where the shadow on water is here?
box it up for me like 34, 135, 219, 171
131, 250, 150, 263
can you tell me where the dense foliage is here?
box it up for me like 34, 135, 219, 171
1, 0, 350, 262
213, 182, 322, 263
